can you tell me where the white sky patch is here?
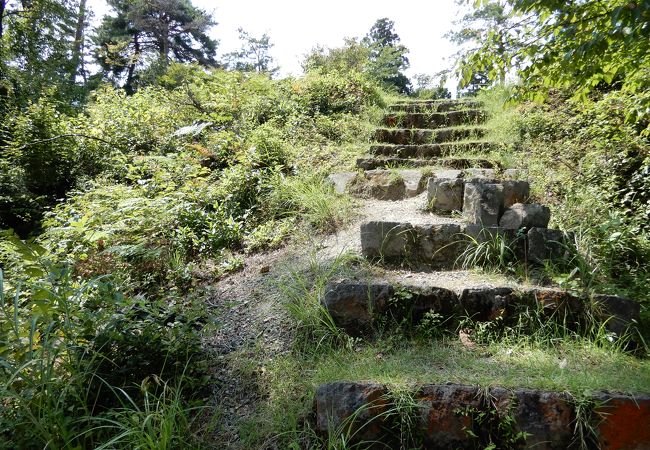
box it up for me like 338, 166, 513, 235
87, 0, 463, 89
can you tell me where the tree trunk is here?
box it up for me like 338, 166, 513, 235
0, 0, 6, 41
69, 0, 87, 84
126, 33, 140, 94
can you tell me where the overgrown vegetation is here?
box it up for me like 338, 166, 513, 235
2, 0, 649, 448
1, 58, 382, 450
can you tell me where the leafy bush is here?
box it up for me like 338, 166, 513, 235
483, 88, 650, 303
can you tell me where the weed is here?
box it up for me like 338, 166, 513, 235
277, 250, 362, 354
456, 228, 526, 274
457, 388, 529, 449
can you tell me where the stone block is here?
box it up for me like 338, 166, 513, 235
530, 288, 585, 326
327, 172, 356, 194
527, 228, 574, 263
360, 221, 416, 260
459, 287, 515, 321
417, 384, 482, 449
400, 170, 426, 197
349, 170, 406, 200
593, 393, 650, 450
463, 182, 504, 226
592, 294, 640, 337
501, 180, 530, 207
389, 285, 458, 323
511, 389, 575, 449
427, 178, 464, 212
463, 168, 497, 180
416, 223, 464, 268
322, 281, 394, 335
315, 382, 390, 442
499, 203, 550, 229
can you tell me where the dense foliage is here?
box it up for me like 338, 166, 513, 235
0, 63, 382, 447
455, 0, 650, 130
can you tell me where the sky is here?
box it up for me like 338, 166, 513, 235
87, 0, 464, 89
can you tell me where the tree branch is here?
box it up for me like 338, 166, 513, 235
15, 133, 120, 151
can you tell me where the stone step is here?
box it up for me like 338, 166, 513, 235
428, 174, 533, 222
369, 141, 499, 158
356, 156, 496, 170
374, 126, 487, 145
382, 109, 487, 128
389, 99, 483, 113
360, 220, 573, 270
328, 169, 427, 201
323, 278, 639, 338
328, 168, 527, 201
314, 382, 650, 450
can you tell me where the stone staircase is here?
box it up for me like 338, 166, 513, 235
316, 99, 648, 449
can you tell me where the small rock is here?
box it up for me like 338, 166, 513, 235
502, 180, 530, 207
463, 182, 505, 226
427, 177, 464, 212
499, 203, 550, 229
527, 228, 574, 263
259, 265, 270, 273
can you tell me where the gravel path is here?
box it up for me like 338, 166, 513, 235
204, 195, 533, 448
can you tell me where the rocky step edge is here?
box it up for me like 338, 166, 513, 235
369, 141, 499, 158
382, 109, 486, 129
359, 173, 567, 269
361, 220, 572, 270
389, 99, 483, 113
356, 156, 497, 170
328, 168, 525, 202
322, 279, 639, 339
313, 382, 650, 450
374, 126, 487, 145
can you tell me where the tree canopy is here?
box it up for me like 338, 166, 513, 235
454, 0, 650, 127
362, 17, 411, 94
225, 28, 278, 75
94, 0, 217, 92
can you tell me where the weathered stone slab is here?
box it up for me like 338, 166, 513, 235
463, 182, 505, 226
509, 389, 575, 449
348, 170, 406, 200
499, 203, 550, 229
427, 177, 464, 212
527, 227, 574, 263
327, 172, 356, 194
594, 393, 650, 450
415, 223, 464, 268
463, 168, 497, 181
459, 287, 515, 321
374, 127, 486, 145
360, 221, 417, 260
592, 294, 641, 337
417, 384, 482, 449
501, 180, 530, 207
356, 157, 496, 170
315, 382, 390, 443
401, 170, 426, 197
314, 384, 650, 450
382, 109, 486, 129
389, 100, 483, 113
323, 281, 394, 335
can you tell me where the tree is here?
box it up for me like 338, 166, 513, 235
225, 28, 278, 75
446, 1, 515, 88
94, 0, 217, 93
302, 38, 370, 75
454, 0, 650, 128
412, 74, 452, 99
362, 18, 411, 93
0, 0, 83, 105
